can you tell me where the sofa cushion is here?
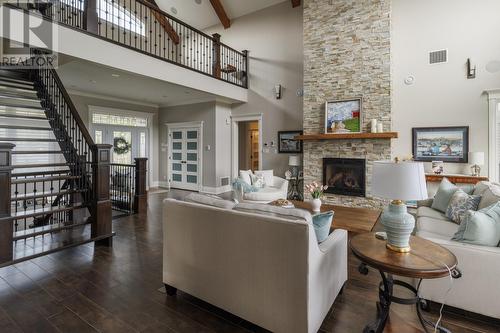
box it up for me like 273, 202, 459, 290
431, 178, 458, 213
472, 181, 493, 196
251, 173, 266, 188
185, 193, 236, 210
416, 206, 450, 222
416, 216, 459, 238
243, 186, 286, 202
239, 170, 253, 185
478, 184, 500, 210
254, 170, 274, 187
452, 202, 500, 247
445, 190, 481, 224
234, 202, 312, 223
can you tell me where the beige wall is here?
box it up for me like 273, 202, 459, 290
205, 1, 304, 177
69, 93, 160, 183
392, 0, 500, 176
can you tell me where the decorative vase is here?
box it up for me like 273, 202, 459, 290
381, 201, 415, 252
311, 198, 322, 212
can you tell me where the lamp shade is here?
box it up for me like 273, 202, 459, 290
289, 155, 301, 166
468, 152, 484, 166
372, 161, 428, 201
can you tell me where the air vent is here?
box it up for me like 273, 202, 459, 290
220, 177, 230, 187
429, 49, 447, 64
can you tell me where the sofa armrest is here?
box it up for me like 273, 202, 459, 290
272, 176, 289, 199
417, 198, 434, 208
318, 229, 348, 254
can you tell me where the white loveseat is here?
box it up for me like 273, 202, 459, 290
415, 181, 500, 319
242, 175, 289, 203
162, 198, 348, 333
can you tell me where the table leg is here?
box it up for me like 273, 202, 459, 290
416, 280, 452, 333
363, 270, 393, 333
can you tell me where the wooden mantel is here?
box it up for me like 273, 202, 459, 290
295, 132, 399, 140
425, 173, 488, 184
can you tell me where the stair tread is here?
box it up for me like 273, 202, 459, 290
0, 76, 34, 85
0, 93, 40, 102
12, 150, 63, 154
0, 138, 57, 142
0, 103, 44, 111
0, 114, 47, 121
13, 162, 70, 169
0, 125, 51, 131
11, 203, 86, 219
11, 175, 80, 184
0, 85, 36, 94
12, 189, 86, 201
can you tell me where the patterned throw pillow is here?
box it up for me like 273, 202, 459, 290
251, 174, 266, 188
445, 189, 481, 224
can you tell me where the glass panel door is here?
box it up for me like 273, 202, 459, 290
112, 131, 132, 164
169, 127, 200, 190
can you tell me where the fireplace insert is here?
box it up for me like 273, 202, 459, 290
323, 158, 366, 197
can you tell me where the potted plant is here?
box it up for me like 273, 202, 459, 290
306, 182, 328, 212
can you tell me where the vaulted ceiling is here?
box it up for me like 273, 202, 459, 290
155, 0, 291, 30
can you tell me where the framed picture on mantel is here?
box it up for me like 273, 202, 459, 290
412, 126, 469, 163
325, 98, 362, 134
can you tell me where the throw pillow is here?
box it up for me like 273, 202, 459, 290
452, 202, 500, 247
445, 189, 481, 224
185, 193, 236, 210
477, 184, 500, 210
255, 170, 274, 187
312, 211, 334, 243
239, 170, 253, 185
251, 174, 266, 188
431, 178, 458, 213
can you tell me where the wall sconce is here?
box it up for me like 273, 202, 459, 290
467, 58, 476, 79
274, 84, 282, 99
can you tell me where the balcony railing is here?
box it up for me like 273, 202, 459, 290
8, 0, 249, 88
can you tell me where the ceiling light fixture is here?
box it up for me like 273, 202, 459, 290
89, 80, 97, 84
195, 0, 202, 4
111, 73, 120, 78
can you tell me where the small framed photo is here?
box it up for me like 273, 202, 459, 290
431, 161, 444, 175
278, 131, 303, 153
412, 127, 469, 163
325, 98, 362, 134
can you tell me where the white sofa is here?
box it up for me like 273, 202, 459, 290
162, 198, 348, 333
242, 175, 289, 203
415, 181, 500, 319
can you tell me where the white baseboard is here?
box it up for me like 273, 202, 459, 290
200, 185, 232, 195
152, 181, 170, 188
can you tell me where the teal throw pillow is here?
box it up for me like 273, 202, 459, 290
445, 189, 481, 224
312, 211, 334, 243
431, 178, 458, 213
452, 202, 500, 247
232, 178, 258, 193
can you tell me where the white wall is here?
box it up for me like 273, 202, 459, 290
205, 2, 304, 177
392, 0, 500, 176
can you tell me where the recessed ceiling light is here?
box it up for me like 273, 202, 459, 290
184, 91, 191, 94
111, 73, 120, 78
171, 7, 178, 15
195, 0, 202, 4
162, 95, 168, 98
89, 80, 97, 84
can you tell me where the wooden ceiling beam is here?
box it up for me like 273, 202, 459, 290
291, 0, 301, 8
144, 0, 180, 45
209, 0, 231, 29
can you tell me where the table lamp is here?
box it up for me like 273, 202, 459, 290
372, 160, 428, 253
289, 155, 301, 178
468, 152, 484, 177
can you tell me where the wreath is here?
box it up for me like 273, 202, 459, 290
113, 137, 131, 155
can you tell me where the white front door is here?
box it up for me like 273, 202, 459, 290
169, 127, 201, 191
94, 125, 148, 164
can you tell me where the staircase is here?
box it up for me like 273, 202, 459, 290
0, 53, 113, 267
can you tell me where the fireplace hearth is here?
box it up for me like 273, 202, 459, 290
323, 158, 366, 197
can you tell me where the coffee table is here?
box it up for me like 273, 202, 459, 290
291, 200, 381, 233
350, 233, 460, 333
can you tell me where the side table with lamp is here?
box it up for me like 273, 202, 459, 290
287, 155, 303, 200
350, 160, 461, 333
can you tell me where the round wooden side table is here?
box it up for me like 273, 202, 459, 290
350, 233, 460, 333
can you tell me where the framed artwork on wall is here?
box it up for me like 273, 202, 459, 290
412, 126, 469, 163
278, 131, 303, 153
324, 98, 362, 134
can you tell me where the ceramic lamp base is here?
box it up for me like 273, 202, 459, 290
381, 201, 415, 253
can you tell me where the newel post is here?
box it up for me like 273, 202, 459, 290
134, 158, 148, 214
242, 50, 249, 88
91, 144, 113, 246
212, 33, 221, 79
83, 0, 98, 34
0, 143, 15, 265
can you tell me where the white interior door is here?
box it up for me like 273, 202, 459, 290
169, 127, 201, 191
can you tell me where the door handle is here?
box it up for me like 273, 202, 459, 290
181, 161, 187, 164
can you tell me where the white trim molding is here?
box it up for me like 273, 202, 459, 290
200, 185, 232, 195
231, 113, 264, 179
69, 90, 160, 108
486, 89, 500, 182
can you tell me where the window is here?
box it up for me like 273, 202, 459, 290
98, 0, 146, 36
92, 113, 148, 127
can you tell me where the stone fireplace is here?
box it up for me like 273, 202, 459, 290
303, 0, 391, 209
323, 158, 366, 197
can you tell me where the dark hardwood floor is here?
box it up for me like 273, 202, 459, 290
0, 191, 499, 332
